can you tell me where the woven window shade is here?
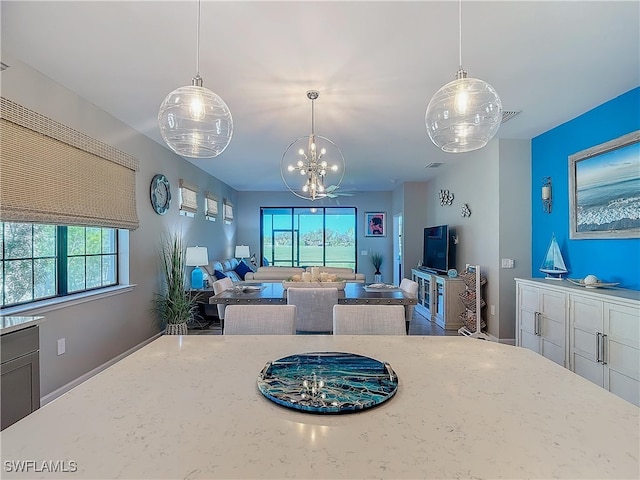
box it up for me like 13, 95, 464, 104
223, 199, 234, 223
0, 97, 139, 230
179, 179, 198, 214
205, 192, 218, 220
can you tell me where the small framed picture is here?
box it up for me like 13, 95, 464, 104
365, 212, 386, 237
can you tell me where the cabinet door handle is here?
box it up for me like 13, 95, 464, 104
534, 312, 541, 336
595, 332, 601, 363
601, 334, 607, 365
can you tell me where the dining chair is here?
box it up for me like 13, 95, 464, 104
223, 305, 296, 335
212, 277, 233, 331
399, 277, 419, 334
332, 304, 406, 335
286, 287, 339, 334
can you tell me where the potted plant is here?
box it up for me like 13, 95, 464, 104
154, 232, 197, 335
370, 252, 383, 283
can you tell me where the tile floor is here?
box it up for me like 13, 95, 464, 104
188, 309, 460, 336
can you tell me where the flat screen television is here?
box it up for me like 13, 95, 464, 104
422, 225, 456, 274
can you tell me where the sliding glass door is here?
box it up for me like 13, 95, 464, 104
261, 207, 356, 269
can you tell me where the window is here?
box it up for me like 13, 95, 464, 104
261, 207, 356, 269
223, 200, 234, 224
205, 192, 218, 221
1, 222, 118, 307
179, 179, 198, 217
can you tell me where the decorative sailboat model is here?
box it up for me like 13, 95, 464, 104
540, 234, 568, 280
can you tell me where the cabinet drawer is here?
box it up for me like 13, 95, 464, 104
1, 326, 39, 364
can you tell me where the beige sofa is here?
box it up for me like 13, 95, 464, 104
244, 266, 365, 283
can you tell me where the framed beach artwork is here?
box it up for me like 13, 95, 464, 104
365, 212, 386, 237
568, 130, 640, 239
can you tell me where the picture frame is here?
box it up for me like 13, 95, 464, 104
365, 212, 386, 237
568, 130, 640, 239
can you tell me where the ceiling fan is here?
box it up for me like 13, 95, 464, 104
318, 185, 355, 199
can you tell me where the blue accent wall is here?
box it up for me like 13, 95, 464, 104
531, 87, 640, 290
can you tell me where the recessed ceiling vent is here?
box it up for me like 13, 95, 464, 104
501, 110, 521, 124
0, 62, 10, 71
424, 162, 443, 168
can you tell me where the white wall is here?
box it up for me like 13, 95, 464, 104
498, 139, 532, 340
1, 55, 237, 396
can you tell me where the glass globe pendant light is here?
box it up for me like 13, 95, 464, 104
158, 0, 232, 158
280, 91, 345, 201
425, 0, 502, 153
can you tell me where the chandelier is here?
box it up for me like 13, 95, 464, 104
158, 0, 233, 158
280, 91, 345, 201
425, 0, 502, 153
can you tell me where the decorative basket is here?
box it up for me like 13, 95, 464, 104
458, 290, 486, 311
165, 322, 188, 335
459, 270, 487, 289
459, 311, 486, 333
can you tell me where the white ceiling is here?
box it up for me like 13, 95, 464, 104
2, 1, 639, 194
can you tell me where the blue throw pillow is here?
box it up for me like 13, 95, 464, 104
262, 256, 270, 266
214, 269, 227, 280
234, 261, 252, 281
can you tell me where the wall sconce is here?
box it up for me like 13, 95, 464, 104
542, 177, 552, 213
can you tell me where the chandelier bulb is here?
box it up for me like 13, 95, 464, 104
297, 160, 304, 167
300, 169, 306, 175
287, 165, 294, 172
320, 148, 327, 155
298, 148, 305, 156
331, 165, 338, 171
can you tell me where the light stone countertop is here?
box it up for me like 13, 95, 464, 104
1, 335, 638, 479
0, 316, 44, 335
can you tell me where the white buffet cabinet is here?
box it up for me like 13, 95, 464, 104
516, 278, 640, 406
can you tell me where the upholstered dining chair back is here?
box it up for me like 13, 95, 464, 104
399, 277, 419, 333
332, 304, 406, 335
286, 287, 339, 334
212, 277, 233, 322
223, 305, 297, 335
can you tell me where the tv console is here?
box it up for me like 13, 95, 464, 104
412, 269, 465, 330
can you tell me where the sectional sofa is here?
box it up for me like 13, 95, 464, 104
205, 258, 365, 283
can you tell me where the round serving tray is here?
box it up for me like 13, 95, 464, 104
257, 352, 398, 414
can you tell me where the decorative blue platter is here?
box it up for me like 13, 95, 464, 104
257, 352, 398, 414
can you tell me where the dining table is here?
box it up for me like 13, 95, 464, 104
1, 335, 638, 479
207, 281, 417, 306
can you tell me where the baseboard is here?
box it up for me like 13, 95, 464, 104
41, 333, 162, 406
498, 338, 516, 346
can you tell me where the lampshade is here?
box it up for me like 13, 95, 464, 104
185, 246, 209, 267
157, 0, 233, 159
280, 91, 345, 201
425, 70, 502, 153
425, 0, 502, 153
235, 245, 250, 259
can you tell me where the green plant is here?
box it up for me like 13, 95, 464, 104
154, 232, 197, 326
370, 252, 383, 274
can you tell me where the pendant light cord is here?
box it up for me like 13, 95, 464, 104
196, 0, 201, 76
458, 0, 463, 70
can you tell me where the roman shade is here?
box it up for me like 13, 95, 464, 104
0, 97, 139, 230
205, 191, 218, 221
223, 199, 234, 224
178, 179, 198, 215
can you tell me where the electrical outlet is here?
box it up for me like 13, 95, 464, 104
361, 250, 368, 256
501, 258, 515, 269
57, 338, 66, 356
490, 305, 495, 316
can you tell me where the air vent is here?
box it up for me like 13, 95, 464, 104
424, 162, 443, 168
0, 62, 10, 71
501, 110, 521, 124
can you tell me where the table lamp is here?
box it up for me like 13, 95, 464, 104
235, 245, 250, 262
186, 246, 209, 289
